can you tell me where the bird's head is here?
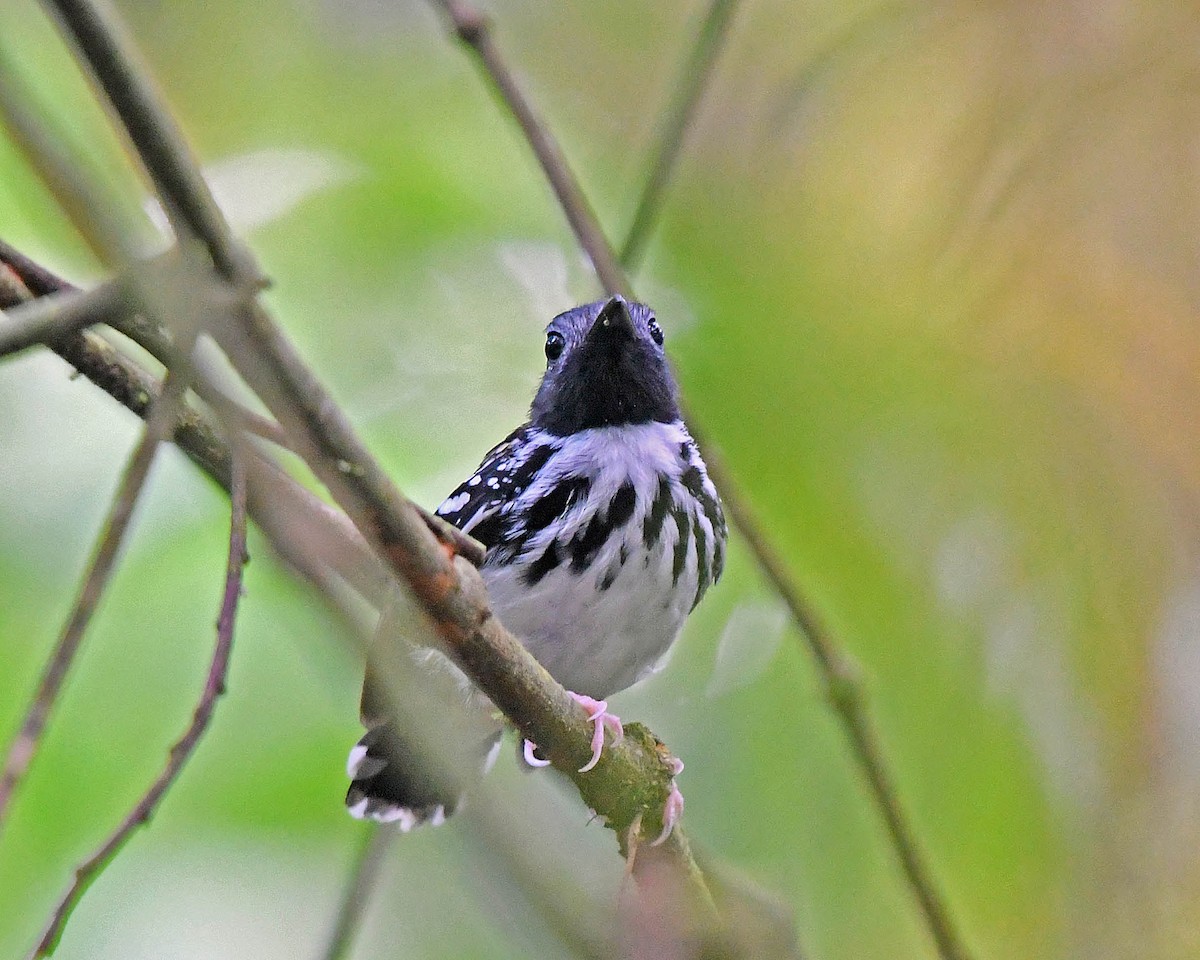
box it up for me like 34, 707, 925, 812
530, 296, 680, 435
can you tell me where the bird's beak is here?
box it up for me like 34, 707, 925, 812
587, 296, 635, 348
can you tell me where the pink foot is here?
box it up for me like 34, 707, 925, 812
651, 781, 685, 847
520, 692, 625, 773
571, 693, 624, 772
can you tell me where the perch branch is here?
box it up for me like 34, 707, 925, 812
620, 0, 741, 270
423, 4, 974, 960
31, 447, 250, 959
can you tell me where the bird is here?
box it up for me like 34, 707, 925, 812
346, 295, 726, 842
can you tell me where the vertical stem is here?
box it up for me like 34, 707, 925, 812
620, 0, 741, 270
318, 825, 393, 960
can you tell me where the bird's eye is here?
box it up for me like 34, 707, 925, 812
545, 331, 566, 362
648, 318, 664, 346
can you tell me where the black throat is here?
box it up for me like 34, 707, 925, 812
531, 299, 679, 435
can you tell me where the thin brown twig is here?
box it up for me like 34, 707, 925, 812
423, 5, 974, 960
433, 0, 630, 297
31, 446, 250, 959
0, 358, 191, 837
318, 825, 392, 960
620, 0, 741, 270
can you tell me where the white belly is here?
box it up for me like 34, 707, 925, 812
482, 509, 695, 697
448, 420, 724, 700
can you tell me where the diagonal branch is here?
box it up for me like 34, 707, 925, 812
31, 446, 250, 959
423, 5, 976, 960
620, 0, 741, 270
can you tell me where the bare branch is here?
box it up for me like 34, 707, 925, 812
31, 446, 250, 958
0, 355, 191, 835
319, 825, 392, 960
620, 0, 741, 270
419, 5, 975, 960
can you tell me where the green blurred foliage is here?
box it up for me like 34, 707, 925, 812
2, 0, 1198, 958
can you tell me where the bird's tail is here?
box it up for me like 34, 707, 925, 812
345, 721, 502, 829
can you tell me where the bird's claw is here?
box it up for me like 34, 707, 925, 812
522, 738, 551, 767
651, 781, 685, 846
571, 693, 624, 772
522, 696, 683, 845
520, 692, 624, 772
